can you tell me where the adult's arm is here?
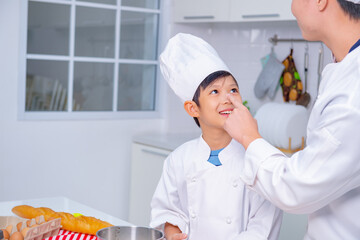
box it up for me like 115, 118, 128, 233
225, 95, 360, 214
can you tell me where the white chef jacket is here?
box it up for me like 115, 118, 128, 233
150, 136, 282, 240
242, 46, 360, 239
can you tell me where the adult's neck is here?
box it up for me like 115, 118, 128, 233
201, 128, 232, 151
322, 11, 360, 61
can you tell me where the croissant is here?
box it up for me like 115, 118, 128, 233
12, 205, 113, 235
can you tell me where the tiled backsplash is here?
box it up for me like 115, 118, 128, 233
164, 20, 332, 133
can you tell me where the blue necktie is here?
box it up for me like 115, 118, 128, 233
208, 148, 224, 166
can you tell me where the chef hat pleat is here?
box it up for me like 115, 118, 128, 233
159, 33, 230, 103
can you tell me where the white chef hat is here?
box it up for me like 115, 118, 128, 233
159, 33, 230, 103
345, 0, 360, 3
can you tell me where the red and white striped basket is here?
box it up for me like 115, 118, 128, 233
44, 230, 97, 240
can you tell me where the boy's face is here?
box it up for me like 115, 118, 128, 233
196, 75, 241, 131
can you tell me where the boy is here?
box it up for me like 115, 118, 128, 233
150, 33, 282, 240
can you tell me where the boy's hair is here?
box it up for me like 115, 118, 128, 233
192, 70, 238, 127
337, 0, 360, 19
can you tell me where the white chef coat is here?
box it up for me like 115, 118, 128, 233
150, 136, 282, 240
242, 45, 360, 239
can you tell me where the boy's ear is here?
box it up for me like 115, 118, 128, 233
184, 100, 200, 118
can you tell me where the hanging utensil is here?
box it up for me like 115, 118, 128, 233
297, 42, 311, 107
317, 43, 324, 93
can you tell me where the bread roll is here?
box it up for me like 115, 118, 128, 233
12, 205, 113, 235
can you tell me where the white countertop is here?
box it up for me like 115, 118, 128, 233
0, 197, 131, 227
133, 132, 201, 151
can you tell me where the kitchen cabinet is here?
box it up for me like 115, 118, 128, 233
173, 0, 295, 23
173, 0, 231, 22
129, 142, 171, 226
229, 0, 295, 22
129, 133, 200, 226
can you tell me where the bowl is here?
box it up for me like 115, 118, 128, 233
97, 226, 164, 240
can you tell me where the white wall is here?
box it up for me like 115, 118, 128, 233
0, 0, 166, 220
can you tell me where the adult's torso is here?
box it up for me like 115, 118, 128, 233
304, 46, 360, 239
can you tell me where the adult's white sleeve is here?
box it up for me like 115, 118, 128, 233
149, 154, 189, 234
241, 103, 360, 214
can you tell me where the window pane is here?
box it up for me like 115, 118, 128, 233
75, 7, 116, 58
26, 60, 69, 111
120, 11, 159, 60
77, 0, 116, 5
118, 64, 156, 111
73, 62, 114, 111
27, 2, 70, 55
121, 0, 159, 9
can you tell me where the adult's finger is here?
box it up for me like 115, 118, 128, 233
227, 94, 243, 108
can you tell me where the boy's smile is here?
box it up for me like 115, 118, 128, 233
219, 109, 233, 116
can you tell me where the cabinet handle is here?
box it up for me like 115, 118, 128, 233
142, 149, 169, 157
242, 14, 280, 19
184, 16, 215, 20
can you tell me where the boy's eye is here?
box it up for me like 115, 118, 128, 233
210, 89, 218, 94
230, 88, 238, 93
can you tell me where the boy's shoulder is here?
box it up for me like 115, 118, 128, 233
171, 136, 202, 156
164, 137, 202, 169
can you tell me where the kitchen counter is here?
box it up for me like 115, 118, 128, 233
133, 132, 201, 151
0, 197, 131, 226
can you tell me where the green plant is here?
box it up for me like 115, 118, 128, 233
243, 100, 250, 111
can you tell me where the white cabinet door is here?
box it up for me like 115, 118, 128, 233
230, 0, 295, 22
174, 0, 295, 23
174, 0, 231, 22
129, 143, 170, 226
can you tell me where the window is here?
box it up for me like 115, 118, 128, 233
20, 0, 161, 119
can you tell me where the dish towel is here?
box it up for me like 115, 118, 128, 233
44, 230, 97, 240
254, 52, 285, 99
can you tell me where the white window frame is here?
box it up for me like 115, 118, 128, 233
18, 0, 164, 120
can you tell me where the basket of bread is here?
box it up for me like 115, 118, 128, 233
1, 205, 113, 240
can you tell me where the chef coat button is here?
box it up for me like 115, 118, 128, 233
226, 218, 232, 224
191, 213, 196, 219
191, 177, 196, 183
233, 182, 238, 188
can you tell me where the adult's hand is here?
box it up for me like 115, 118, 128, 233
224, 94, 262, 149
